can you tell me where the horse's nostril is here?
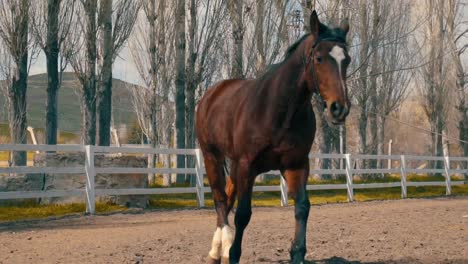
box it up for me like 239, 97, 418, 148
330, 102, 343, 117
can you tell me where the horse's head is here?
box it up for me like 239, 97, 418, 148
304, 11, 351, 125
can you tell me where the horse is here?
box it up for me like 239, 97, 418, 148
195, 10, 351, 264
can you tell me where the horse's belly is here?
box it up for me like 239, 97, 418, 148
253, 142, 311, 173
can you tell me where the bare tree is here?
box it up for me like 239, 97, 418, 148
228, 0, 244, 78
367, 0, 383, 163
130, 0, 175, 185
96, 0, 140, 146
175, 0, 186, 183
65, 0, 98, 145
374, 0, 412, 166
351, 0, 372, 164
30, 0, 75, 145
185, 0, 228, 184
446, 0, 467, 158
0, 0, 36, 165
416, 0, 451, 166
243, 0, 289, 77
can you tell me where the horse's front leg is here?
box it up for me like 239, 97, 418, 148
228, 160, 254, 264
283, 167, 310, 264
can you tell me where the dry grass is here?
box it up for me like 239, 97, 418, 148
0, 201, 125, 222
149, 184, 468, 209
0, 175, 466, 222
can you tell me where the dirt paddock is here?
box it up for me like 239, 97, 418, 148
0, 198, 467, 264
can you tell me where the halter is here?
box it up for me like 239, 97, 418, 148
306, 36, 347, 98
279, 35, 347, 133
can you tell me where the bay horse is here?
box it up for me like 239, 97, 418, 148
196, 11, 351, 264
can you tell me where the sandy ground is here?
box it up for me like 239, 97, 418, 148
0, 198, 467, 264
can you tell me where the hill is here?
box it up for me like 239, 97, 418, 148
0, 72, 137, 134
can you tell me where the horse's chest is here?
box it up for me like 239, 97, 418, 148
279, 133, 312, 151
268, 132, 313, 169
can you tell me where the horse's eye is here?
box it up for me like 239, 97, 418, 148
316, 56, 323, 64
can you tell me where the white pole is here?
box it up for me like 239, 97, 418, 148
400, 155, 407, 198
84, 145, 96, 214
27, 126, 40, 154
345, 154, 354, 202
340, 126, 344, 170
280, 176, 288, 206
388, 139, 393, 169
111, 127, 121, 147
442, 131, 451, 195
195, 149, 205, 207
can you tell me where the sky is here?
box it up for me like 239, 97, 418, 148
29, 45, 143, 86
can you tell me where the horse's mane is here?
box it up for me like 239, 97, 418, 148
283, 34, 311, 60
261, 24, 347, 80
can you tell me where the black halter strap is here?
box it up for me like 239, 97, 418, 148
280, 36, 347, 131
306, 36, 347, 98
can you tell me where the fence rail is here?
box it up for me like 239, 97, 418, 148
0, 144, 467, 214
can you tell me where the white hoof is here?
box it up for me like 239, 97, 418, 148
208, 227, 222, 260
221, 225, 235, 259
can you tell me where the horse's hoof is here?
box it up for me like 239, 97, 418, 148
207, 257, 221, 264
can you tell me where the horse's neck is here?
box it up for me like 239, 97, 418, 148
256, 48, 312, 129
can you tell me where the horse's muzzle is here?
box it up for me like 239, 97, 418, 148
328, 101, 349, 124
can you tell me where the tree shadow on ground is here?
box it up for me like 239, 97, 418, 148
304, 257, 384, 264
272, 256, 467, 264
273, 257, 383, 264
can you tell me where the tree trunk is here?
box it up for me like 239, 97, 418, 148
175, 0, 186, 183
229, 1, 244, 78
157, 0, 172, 186
9, 67, 28, 166
255, 0, 265, 74
447, 0, 468, 161
144, 0, 158, 186
163, 124, 173, 186
82, 0, 98, 145
185, 0, 197, 185
356, 0, 370, 169
8, 1, 29, 166
45, 0, 61, 145
368, 0, 380, 170
97, 0, 113, 146
301, 0, 314, 32
358, 107, 367, 158
376, 115, 385, 168
435, 117, 444, 169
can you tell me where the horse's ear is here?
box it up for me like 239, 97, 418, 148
309, 10, 320, 36
340, 18, 350, 35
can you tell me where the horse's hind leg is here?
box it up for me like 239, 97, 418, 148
203, 150, 232, 264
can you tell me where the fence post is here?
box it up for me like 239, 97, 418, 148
280, 176, 288, 206
84, 145, 96, 215
344, 154, 354, 202
400, 155, 407, 198
195, 149, 205, 207
443, 155, 451, 196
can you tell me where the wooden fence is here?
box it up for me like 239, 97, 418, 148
0, 144, 466, 214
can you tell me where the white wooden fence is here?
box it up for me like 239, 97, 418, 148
0, 144, 466, 214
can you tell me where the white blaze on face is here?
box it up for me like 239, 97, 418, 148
329, 45, 347, 97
